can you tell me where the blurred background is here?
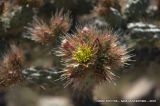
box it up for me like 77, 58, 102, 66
0, 0, 160, 106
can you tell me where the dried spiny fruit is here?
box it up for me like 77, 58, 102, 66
26, 18, 53, 44
50, 10, 71, 36
56, 26, 130, 91
0, 46, 24, 88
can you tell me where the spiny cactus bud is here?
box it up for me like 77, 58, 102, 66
26, 18, 53, 44
0, 45, 24, 88
50, 10, 71, 36
26, 10, 70, 45
56, 26, 130, 91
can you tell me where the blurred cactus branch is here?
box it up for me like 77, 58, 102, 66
22, 67, 60, 86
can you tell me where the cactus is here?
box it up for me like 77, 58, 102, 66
25, 10, 71, 45
56, 26, 130, 92
0, 45, 24, 89
3, 0, 160, 106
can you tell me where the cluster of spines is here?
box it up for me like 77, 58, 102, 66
0, 45, 24, 89
26, 10, 71, 45
56, 26, 131, 91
